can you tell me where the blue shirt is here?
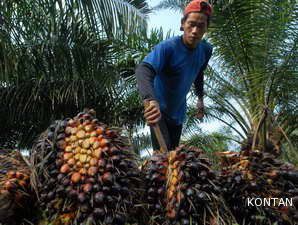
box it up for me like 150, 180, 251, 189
143, 35, 213, 125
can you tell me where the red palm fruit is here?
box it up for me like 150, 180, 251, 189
79, 168, 87, 175
23, 175, 30, 183
109, 147, 121, 155
4, 180, 17, 191
97, 159, 106, 168
166, 209, 177, 219
67, 119, 76, 127
94, 192, 104, 204
71, 172, 81, 183
84, 124, 93, 132
86, 177, 96, 184
83, 183, 93, 193
17, 180, 27, 188
65, 126, 72, 135
90, 158, 98, 167
78, 192, 86, 203
62, 178, 70, 186
60, 164, 70, 174
102, 172, 113, 184
69, 189, 78, 199
97, 135, 103, 141
87, 167, 98, 176
99, 139, 109, 147
56, 159, 64, 167
106, 163, 114, 172
63, 153, 73, 161
101, 146, 109, 154
67, 158, 76, 166
93, 148, 102, 159
57, 174, 65, 181
80, 175, 86, 183
15, 171, 24, 179
90, 130, 97, 137
157, 187, 165, 195
7, 170, 16, 179
105, 130, 116, 138
96, 127, 104, 135
57, 140, 66, 150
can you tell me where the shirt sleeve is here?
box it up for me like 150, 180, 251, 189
135, 62, 156, 100
143, 41, 170, 75
194, 45, 213, 98
136, 41, 171, 100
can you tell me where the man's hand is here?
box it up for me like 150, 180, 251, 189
196, 98, 204, 119
144, 100, 161, 126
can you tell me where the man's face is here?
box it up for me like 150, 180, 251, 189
181, 12, 208, 49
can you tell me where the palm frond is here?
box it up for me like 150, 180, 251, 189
0, 0, 153, 148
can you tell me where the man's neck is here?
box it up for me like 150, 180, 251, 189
181, 35, 200, 49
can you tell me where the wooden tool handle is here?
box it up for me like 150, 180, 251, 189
144, 100, 168, 152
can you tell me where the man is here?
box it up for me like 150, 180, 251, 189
136, 0, 213, 150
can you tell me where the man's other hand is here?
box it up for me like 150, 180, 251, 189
144, 100, 161, 126
196, 98, 204, 119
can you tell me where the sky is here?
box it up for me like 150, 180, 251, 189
147, 0, 181, 35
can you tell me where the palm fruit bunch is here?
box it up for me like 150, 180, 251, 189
0, 149, 35, 225
217, 147, 298, 225
142, 145, 227, 225
31, 109, 142, 225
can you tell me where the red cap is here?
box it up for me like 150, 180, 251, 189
184, 0, 213, 17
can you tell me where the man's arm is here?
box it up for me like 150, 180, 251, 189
135, 62, 161, 125
194, 46, 213, 119
194, 68, 205, 100
136, 40, 168, 100
135, 41, 170, 125
136, 40, 170, 99
135, 62, 156, 100
194, 69, 206, 119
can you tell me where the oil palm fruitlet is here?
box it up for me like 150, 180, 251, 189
217, 146, 298, 225
0, 149, 35, 225
142, 145, 227, 225
31, 109, 142, 225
